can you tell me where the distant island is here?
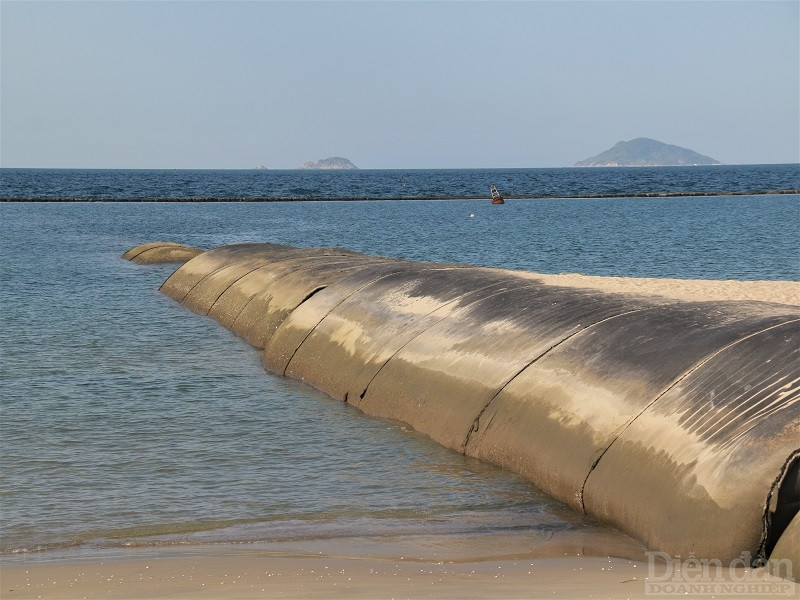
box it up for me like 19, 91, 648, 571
573, 138, 720, 167
299, 157, 358, 170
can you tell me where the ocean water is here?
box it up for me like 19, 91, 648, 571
1, 163, 799, 200
1, 167, 798, 563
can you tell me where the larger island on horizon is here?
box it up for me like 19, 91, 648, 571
299, 156, 359, 170
573, 138, 721, 167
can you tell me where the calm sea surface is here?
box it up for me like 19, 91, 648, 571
2, 164, 799, 199
1, 167, 798, 562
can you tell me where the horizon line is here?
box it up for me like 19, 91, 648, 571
2, 162, 799, 171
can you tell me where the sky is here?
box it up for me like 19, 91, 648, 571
1, 1, 798, 169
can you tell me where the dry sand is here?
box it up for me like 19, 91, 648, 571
530, 273, 800, 306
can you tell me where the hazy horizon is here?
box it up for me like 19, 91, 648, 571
2, 1, 798, 169
2, 160, 800, 172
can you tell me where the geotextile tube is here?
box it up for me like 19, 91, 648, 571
121, 241, 204, 264
125, 242, 800, 570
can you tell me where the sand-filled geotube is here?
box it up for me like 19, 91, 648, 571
121, 241, 204, 264
125, 242, 800, 571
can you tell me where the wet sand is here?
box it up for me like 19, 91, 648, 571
3, 551, 795, 599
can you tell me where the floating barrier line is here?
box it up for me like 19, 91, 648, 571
3, 189, 799, 202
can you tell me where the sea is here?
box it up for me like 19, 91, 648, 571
1, 165, 798, 564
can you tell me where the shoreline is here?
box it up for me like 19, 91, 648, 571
0, 553, 674, 600
3, 547, 795, 599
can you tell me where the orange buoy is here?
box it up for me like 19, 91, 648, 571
490, 185, 505, 204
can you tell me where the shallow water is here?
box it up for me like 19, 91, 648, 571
1, 172, 798, 561
1, 248, 585, 557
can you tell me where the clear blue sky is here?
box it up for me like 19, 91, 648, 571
1, 1, 798, 168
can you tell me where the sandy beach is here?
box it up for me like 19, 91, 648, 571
530, 272, 800, 306
3, 550, 796, 599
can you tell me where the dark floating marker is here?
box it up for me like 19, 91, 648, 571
490, 185, 505, 204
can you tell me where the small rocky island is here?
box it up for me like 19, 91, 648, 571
299, 157, 358, 170
573, 138, 720, 167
